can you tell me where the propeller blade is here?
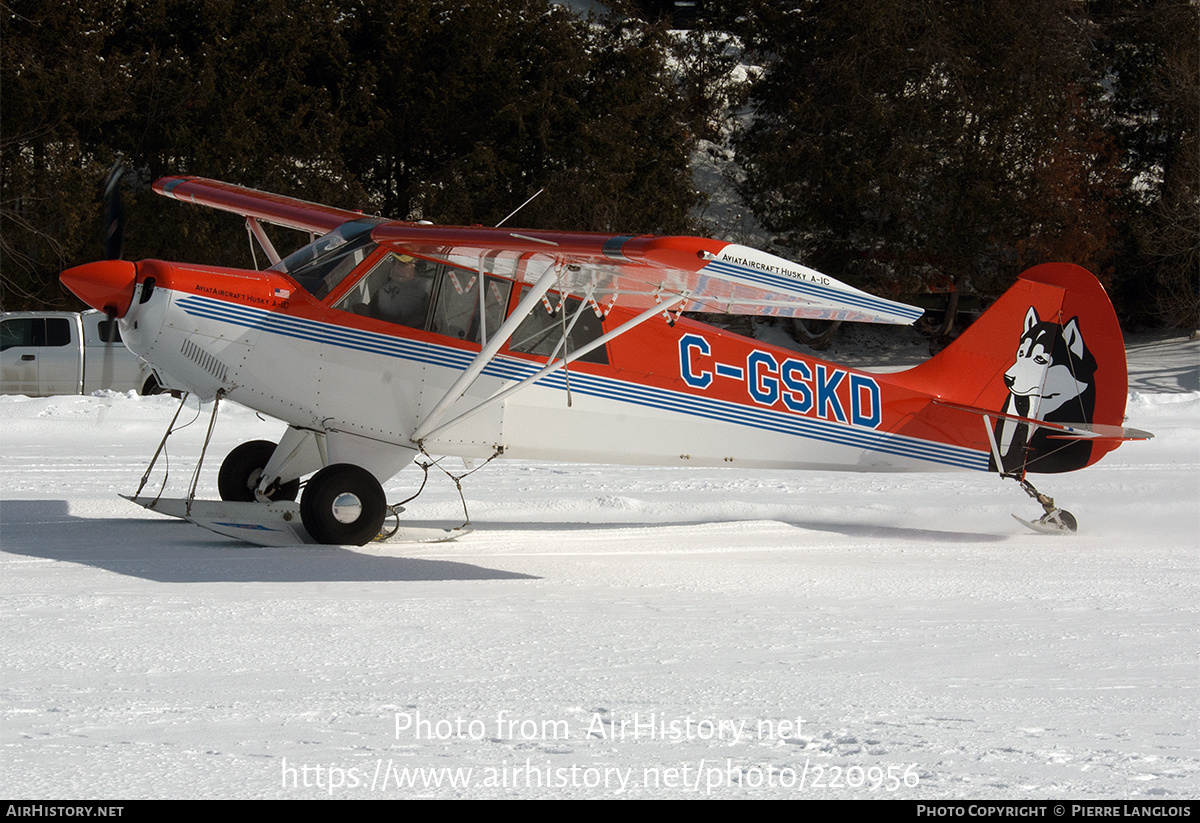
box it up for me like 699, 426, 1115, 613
102, 306, 119, 340
101, 307, 117, 389
103, 161, 125, 261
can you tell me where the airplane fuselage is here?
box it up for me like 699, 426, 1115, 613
56, 176, 1140, 542
115, 252, 990, 487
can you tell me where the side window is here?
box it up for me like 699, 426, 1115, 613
429, 270, 512, 345
96, 319, 122, 343
335, 253, 436, 329
0, 318, 42, 351
509, 289, 608, 365
45, 318, 72, 347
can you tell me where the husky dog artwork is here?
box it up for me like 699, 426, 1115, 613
991, 307, 1098, 474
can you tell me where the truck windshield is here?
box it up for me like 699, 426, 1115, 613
272, 218, 383, 300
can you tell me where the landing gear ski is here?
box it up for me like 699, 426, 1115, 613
1011, 476, 1077, 535
123, 395, 472, 546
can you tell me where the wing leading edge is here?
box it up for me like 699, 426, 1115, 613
153, 176, 923, 325
153, 176, 368, 235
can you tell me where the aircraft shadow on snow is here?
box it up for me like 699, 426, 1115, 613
458, 518, 1007, 543
1, 500, 1006, 584
0, 499, 537, 584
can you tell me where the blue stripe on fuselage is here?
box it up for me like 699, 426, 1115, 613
176, 295, 985, 470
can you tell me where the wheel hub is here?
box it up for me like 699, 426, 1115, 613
331, 492, 363, 524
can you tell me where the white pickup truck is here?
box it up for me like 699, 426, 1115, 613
1, 310, 166, 396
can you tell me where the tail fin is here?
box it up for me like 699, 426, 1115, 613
896, 263, 1131, 474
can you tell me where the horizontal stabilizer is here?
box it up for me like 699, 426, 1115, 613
933, 399, 1154, 441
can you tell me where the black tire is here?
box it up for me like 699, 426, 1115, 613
218, 440, 300, 502
300, 464, 387, 546
141, 375, 163, 396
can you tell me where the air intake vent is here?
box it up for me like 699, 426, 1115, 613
180, 338, 228, 383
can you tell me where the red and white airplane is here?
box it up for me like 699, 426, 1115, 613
60, 175, 1150, 545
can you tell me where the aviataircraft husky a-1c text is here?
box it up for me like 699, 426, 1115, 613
59, 174, 1151, 545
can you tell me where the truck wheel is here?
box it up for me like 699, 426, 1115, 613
218, 440, 300, 502
300, 464, 386, 546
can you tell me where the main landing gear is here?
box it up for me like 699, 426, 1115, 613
218, 441, 388, 546
125, 393, 470, 546
219, 441, 392, 545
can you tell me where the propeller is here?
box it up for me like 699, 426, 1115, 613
61, 160, 166, 395
99, 161, 125, 391
103, 160, 125, 263
62, 161, 138, 320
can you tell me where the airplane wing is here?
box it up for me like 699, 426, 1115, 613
153, 176, 922, 324
153, 176, 369, 235
374, 224, 923, 325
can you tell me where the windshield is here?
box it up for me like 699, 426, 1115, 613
272, 218, 383, 300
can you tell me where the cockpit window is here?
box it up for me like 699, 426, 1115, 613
332, 253, 515, 346
428, 270, 512, 345
334, 252, 437, 328
272, 218, 383, 300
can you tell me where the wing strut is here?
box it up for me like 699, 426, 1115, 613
550, 276, 600, 409
414, 293, 686, 445
245, 218, 282, 267
411, 261, 563, 443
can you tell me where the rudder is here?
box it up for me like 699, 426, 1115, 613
896, 263, 1129, 474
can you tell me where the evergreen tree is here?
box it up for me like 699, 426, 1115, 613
527, 16, 697, 234
337, 0, 697, 232
1091, 0, 1198, 328
733, 0, 1128, 306
1, 1, 123, 307
2, 0, 700, 309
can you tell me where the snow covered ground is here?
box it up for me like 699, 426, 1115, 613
1, 333, 1196, 799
